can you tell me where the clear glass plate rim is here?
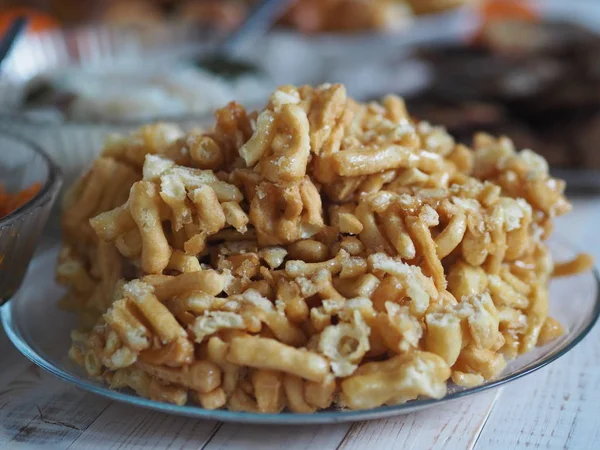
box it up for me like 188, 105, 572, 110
2, 235, 599, 424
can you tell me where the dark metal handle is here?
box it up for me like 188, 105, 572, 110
0, 17, 28, 71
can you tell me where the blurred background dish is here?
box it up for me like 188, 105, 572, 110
0, 21, 278, 187
392, 0, 600, 190
0, 25, 220, 187
19, 59, 272, 122
407, 20, 600, 169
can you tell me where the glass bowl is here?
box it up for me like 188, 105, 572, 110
0, 133, 62, 305
1, 236, 598, 424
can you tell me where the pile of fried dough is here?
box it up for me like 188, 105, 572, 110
57, 83, 590, 412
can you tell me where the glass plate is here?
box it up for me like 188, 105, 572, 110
2, 237, 599, 425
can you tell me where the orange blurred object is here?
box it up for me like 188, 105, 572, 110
102, 0, 164, 26
282, 0, 410, 33
0, 7, 58, 35
407, 0, 476, 15
178, 0, 246, 30
0, 183, 42, 219
480, 0, 539, 23
471, 0, 539, 44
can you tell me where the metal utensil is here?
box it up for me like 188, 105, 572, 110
196, 0, 293, 78
0, 17, 28, 71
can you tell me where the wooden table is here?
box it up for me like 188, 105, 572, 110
1, 197, 599, 450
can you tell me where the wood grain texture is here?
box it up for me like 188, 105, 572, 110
0, 364, 111, 448
337, 390, 502, 450
65, 404, 219, 450
204, 423, 350, 450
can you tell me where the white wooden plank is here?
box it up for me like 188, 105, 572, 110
203, 422, 351, 450
65, 404, 220, 450
0, 346, 219, 450
473, 324, 600, 450
0, 363, 111, 448
336, 389, 502, 450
